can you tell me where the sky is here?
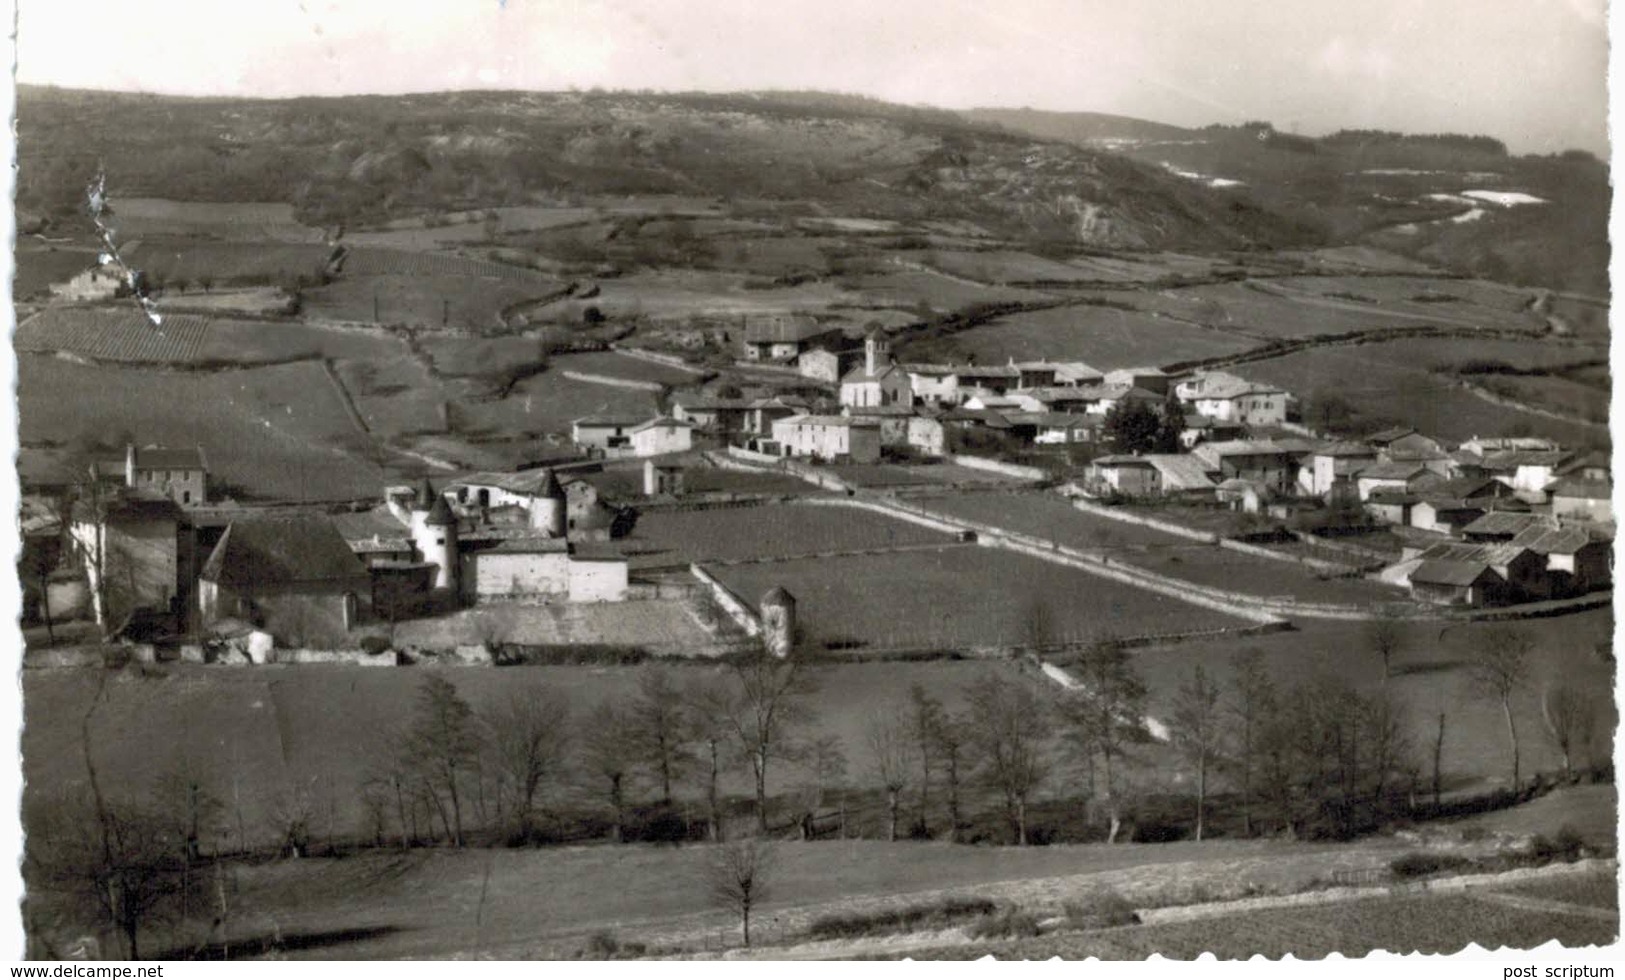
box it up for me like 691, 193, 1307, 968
13, 0, 1612, 155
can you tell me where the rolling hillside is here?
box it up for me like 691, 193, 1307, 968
16, 86, 1320, 253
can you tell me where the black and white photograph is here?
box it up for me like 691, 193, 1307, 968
5, 0, 1618, 965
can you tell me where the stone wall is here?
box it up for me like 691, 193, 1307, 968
689, 564, 763, 637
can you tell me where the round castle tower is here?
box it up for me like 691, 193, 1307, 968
760, 585, 797, 659
529, 468, 567, 537
410, 478, 459, 590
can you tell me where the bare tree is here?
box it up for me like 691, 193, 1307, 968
27, 792, 184, 961
933, 713, 969, 844
685, 676, 733, 842
1063, 636, 1149, 843
1361, 691, 1412, 803
1542, 683, 1597, 780
1228, 648, 1274, 838
403, 675, 483, 846
1431, 711, 1447, 807
1365, 612, 1406, 685
267, 776, 319, 859
864, 712, 913, 842
485, 684, 571, 841
1470, 628, 1534, 791
628, 665, 693, 806
905, 683, 945, 835
580, 699, 640, 843
1169, 664, 1223, 841
797, 734, 848, 811
703, 837, 775, 948
964, 671, 1050, 846
715, 653, 816, 833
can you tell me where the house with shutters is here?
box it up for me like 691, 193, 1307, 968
771, 414, 883, 463
1174, 370, 1288, 427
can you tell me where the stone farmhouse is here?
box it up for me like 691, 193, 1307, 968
91, 443, 209, 507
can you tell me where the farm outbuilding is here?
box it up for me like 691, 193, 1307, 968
1550, 478, 1613, 525
1409, 559, 1504, 607
629, 417, 695, 457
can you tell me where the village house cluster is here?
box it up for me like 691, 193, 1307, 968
18, 314, 1614, 657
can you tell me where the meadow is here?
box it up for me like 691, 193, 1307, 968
624, 502, 955, 565
935, 887, 1616, 959
713, 545, 1248, 652
13, 246, 99, 300
447, 369, 660, 439
300, 273, 565, 332
104, 198, 324, 242
925, 249, 1118, 284
1239, 345, 1604, 445
126, 241, 336, 286
551, 350, 704, 386
199, 320, 414, 364
332, 356, 448, 439
905, 303, 1255, 368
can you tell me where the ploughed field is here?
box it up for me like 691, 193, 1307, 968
713, 545, 1249, 652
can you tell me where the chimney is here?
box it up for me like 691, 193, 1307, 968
124, 443, 136, 487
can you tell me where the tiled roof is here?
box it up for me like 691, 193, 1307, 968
1145, 454, 1217, 490
1357, 461, 1432, 481
201, 514, 367, 587
1412, 559, 1500, 587
448, 469, 567, 498
1462, 511, 1552, 537
1511, 524, 1598, 556
574, 414, 654, 428
777, 414, 881, 428
630, 416, 694, 433
1550, 478, 1612, 500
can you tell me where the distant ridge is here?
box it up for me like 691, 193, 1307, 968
962, 107, 1195, 144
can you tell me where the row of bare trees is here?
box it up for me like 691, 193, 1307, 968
365, 653, 818, 848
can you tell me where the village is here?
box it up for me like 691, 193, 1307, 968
17, 307, 1613, 670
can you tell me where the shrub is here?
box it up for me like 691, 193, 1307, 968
964, 907, 1041, 940
1529, 826, 1586, 864
1389, 852, 1472, 879
807, 896, 998, 940
1062, 890, 1138, 930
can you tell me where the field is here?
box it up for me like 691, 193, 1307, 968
14, 308, 213, 363
125, 241, 336, 286
713, 545, 1248, 651
623, 503, 954, 565
198, 320, 413, 364
839, 464, 1031, 489
910, 492, 1200, 550
843, 267, 1051, 309
448, 370, 660, 438
333, 356, 447, 439
1120, 547, 1405, 604
17, 354, 384, 500
906, 303, 1256, 368
340, 247, 560, 281
925, 249, 1114, 284
13, 246, 99, 299
104, 198, 324, 242
1239, 345, 1605, 445
419, 335, 551, 378
300, 273, 564, 332
933, 888, 1617, 959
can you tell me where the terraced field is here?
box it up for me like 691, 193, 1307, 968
14, 308, 212, 362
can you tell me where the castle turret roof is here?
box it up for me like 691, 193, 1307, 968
424, 495, 456, 527
414, 477, 437, 509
